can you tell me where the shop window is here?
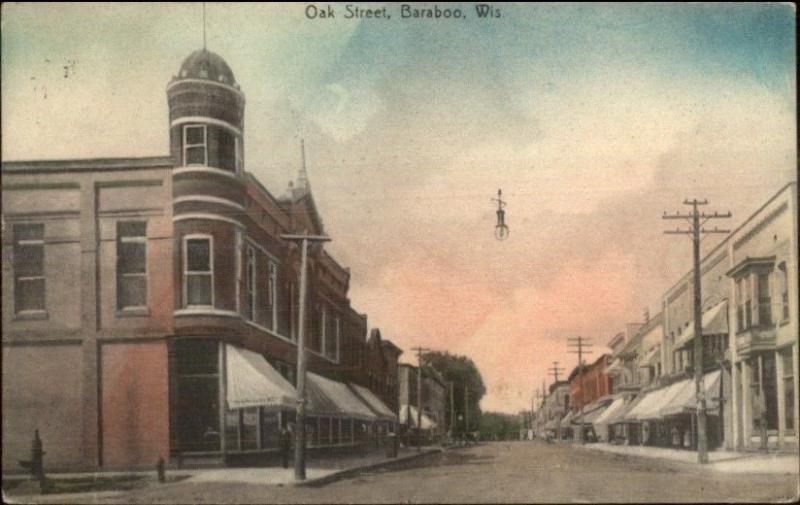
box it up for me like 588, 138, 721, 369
13, 223, 45, 313
241, 407, 259, 450
751, 354, 779, 432
260, 410, 280, 449
183, 125, 207, 165
172, 339, 220, 452
781, 349, 795, 433
244, 244, 256, 321
116, 221, 147, 310
184, 236, 213, 307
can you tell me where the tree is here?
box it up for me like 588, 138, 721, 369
423, 351, 486, 435
479, 411, 520, 441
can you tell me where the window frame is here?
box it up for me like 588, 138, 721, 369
116, 220, 148, 311
268, 262, 278, 332
183, 124, 208, 166
182, 234, 214, 308
244, 243, 257, 321
13, 223, 46, 315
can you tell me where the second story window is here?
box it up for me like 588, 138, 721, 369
117, 221, 147, 310
778, 262, 789, 323
757, 272, 772, 327
184, 236, 213, 307
244, 244, 256, 321
268, 263, 278, 331
183, 125, 207, 166
13, 223, 45, 314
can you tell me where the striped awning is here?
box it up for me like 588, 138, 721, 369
225, 344, 296, 410
307, 372, 377, 421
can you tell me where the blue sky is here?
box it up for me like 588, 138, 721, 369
2, 3, 796, 412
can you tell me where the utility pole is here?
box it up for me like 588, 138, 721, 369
534, 386, 546, 439
450, 381, 455, 438
280, 232, 331, 481
549, 362, 565, 440
411, 346, 431, 451
567, 337, 593, 444
663, 199, 731, 464
464, 383, 470, 436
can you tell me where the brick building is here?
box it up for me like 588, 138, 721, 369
2, 48, 402, 472
569, 354, 614, 412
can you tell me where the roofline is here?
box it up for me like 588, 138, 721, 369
2, 156, 174, 173
663, 182, 797, 297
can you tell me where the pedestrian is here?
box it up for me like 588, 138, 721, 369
280, 426, 291, 469
670, 426, 680, 448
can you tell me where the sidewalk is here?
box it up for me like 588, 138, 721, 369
578, 442, 799, 474
3, 445, 444, 503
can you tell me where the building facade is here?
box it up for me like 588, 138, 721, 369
398, 364, 447, 437
2, 48, 402, 472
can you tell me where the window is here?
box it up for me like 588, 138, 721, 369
184, 236, 213, 307
778, 263, 789, 323
244, 245, 256, 321
116, 221, 147, 310
324, 309, 337, 360
752, 354, 778, 431
781, 349, 795, 433
268, 263, 278, 331
13, 224, 45, 313
737, 276, 754, 331
757, 272, 772, 327
172, 339, 220, 452
183, 125, 207, 166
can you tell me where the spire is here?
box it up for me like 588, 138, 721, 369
293, 139, 311, 199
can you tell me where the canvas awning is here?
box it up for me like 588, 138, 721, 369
639, 345, 661, 367
624, 388, 665, 422
349, 382, 398, 421
225, 344, 296, 410
575, 398, 614, 424
593, 396, 628, 426
399, 405, 437, 429
306, 372, 377, 421
561, 410, 574, 426
674, 300, 728, 350
626, 380, 689, 421
659, 370, 722, 417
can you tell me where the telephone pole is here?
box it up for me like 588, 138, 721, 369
280, 232, 331, 481
567, 336, 593, 444
549, 362, 565, 440
663, 199, 731, 464
411, 346, 431, 451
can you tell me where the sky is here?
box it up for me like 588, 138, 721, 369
2, 3, 796, 413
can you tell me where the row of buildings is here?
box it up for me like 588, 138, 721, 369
0, 48, 440, 472
532, 182, 798, 453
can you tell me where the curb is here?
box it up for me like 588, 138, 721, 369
293, 448, 444, 487
574, 444, 798, 474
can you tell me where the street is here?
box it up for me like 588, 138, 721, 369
28, 442, 799, 504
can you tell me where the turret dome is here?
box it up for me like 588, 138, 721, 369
176, 49, 237, 86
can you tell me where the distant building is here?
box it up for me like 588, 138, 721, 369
398, 363, 447, 437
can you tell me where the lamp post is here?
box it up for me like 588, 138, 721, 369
281, 233, 330, 481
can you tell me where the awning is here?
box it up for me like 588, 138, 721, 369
624, 388, 665, 421
674, 300, 728, 350
306, 372, 377, 421
225, 344, 296, 410
639, 345, 660, 367
561, 410, 574, 426
606, 358, 625, 376
593, 396, 628, 426
348, 383, 398, 422
625, 380, 689, 421
399, 405, 437, 429
575, 398, 613, 424
659, 370, 722, 417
